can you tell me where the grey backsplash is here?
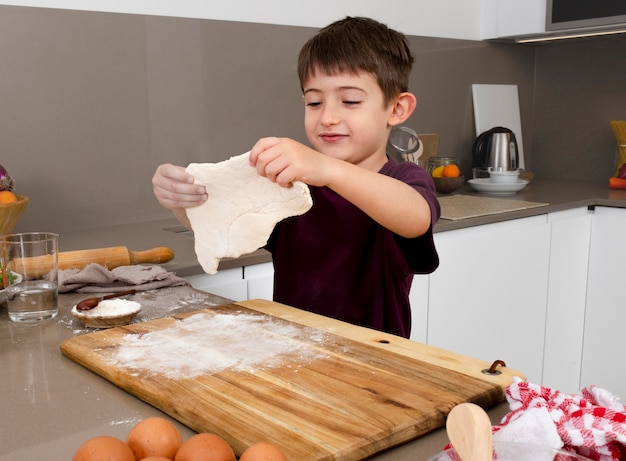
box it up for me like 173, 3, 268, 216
1, 6, 625, 235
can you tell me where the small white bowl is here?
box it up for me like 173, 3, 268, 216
71, 298, 142, 329
489, 169, 520, 184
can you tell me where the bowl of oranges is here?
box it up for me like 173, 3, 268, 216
0, 165, 29, 236
428, 157, 465, 194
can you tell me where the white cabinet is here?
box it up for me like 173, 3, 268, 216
184, 262, 275, 302
244, 262, 274, 300
581, 207, 626, 398
426, 215, 551, 383
409, 274, 429, 344
542, 208, 592, 394
481, 0, 546, 39
184, 267, 248, 301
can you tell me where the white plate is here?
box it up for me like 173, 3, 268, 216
468, 178, 529, 195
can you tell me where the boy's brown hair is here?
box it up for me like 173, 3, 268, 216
297, 16, 414, 106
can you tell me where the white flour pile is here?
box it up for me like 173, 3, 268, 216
110, 311, 329, 379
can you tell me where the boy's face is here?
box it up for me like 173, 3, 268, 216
302, 70, 395, 170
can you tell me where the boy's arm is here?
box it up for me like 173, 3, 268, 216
325, 161, 433, 239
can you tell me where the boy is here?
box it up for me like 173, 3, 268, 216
153, 16, 440, 338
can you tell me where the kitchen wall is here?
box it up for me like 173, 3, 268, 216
532, 34, 626, 181
1, 6, 624, 236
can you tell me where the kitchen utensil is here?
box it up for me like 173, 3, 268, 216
387, 126, 423, 163
472, 84, 525, 169
610, 120, 626, 176
489, 169, 520, 184
13, 246, 174, 277
472, 127, 519, 171
76, 289, 136, 311
468, 178, 528, 195
61, 298, 523, 461
446, 402, 493, 461
72, 298, 142, 329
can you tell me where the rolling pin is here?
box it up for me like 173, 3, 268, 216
58, 246, 175, 270
9, 246, 175, 277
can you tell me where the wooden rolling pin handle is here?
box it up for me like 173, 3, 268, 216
128, 247, 175, 265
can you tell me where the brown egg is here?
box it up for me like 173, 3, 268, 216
140, 457, 172, 461
239, 442, 288, 461
174, 433, 235, 461
72, 435, 135, 461
126, 417, 183, 460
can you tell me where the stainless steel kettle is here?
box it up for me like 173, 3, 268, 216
472, 127, 519, 171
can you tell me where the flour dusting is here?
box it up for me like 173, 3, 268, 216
110, 311, 329, 379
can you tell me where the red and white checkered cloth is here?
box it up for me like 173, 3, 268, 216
493, 377, 626, 461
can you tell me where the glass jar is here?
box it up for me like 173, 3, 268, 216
427, 156, 459, 176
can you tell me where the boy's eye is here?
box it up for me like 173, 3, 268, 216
343, 100, 362, 106
305, 101, 322, 107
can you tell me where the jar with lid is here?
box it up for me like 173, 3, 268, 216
427, 157, 459, 177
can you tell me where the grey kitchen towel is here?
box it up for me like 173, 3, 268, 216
58, 263, 190, 293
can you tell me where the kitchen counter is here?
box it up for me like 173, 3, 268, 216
0, 286, 511, 461
56, 179, 626, 277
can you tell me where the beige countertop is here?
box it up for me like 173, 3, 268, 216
57, 179, 626, 278
9, 180, 614, 459
0, 285, 510, 461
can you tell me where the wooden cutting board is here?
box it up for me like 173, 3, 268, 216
61, 299, 523, 461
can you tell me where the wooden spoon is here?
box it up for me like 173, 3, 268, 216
446, 402, 493, 461
76, 289, 136, 311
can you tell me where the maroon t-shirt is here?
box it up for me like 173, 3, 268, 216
266, 158, 440, 338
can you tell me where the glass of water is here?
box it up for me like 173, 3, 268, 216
1, 232, 59, 323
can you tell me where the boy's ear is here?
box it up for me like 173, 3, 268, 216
388, 92, 417, 126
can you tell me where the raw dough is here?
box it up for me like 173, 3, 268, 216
186, 152, 312, 274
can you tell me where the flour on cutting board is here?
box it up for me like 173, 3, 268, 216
110, 311, 330, 379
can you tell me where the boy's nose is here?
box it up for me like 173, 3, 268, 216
320, 106, 341, 125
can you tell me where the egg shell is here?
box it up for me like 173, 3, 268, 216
126, 417, 183, 460
239, 442, 288, 461
174, 433, 235, 461
72, 435, 135, 461
140, 457, 172, 461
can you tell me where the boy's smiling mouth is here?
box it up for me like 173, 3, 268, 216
320, 133, 348, 143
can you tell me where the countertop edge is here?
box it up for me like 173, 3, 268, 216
57, 180, 626, 276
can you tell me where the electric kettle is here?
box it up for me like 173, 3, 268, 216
472, 127, 519, 171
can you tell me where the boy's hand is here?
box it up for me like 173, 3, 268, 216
250, 137, 330, 188
152, 163, 207, 210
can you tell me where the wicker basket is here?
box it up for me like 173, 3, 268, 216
0, 195, 29, 236
433, 175, 465, 194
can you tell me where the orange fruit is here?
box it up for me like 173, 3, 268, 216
442, 164, 460, 178
431, 166, 445, 178
0, 191, 17, 203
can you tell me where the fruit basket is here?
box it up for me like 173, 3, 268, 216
428, 156, 464, 194
0, 195, 29, 236
432, 175, 465, 194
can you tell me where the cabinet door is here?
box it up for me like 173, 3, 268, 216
427, 215, 550, 383
409, 274, 429, 343
244, 262, 274, 300
543, 208, 592, 394
185, 268, 248, 301
482, 0, 546, 39
582, 207, 626, 398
